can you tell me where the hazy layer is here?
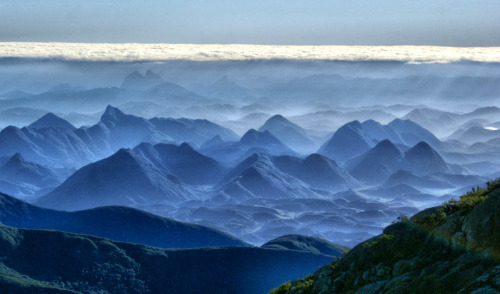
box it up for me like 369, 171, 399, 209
1, 43, 500, 63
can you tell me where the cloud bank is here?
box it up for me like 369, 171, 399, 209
0, 43, 499, 64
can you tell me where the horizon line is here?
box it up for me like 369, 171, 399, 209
1, 42, 499, 63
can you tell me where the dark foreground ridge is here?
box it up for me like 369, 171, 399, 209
271, 179, 500, 294
0, 223, 335, 294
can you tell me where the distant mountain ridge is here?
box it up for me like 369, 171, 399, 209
120, 70, 164, 90
318, 118, 442, 162
0, 192, 246, 249
0, 105, 237, 169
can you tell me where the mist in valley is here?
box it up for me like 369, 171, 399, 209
0, 49, 499, 247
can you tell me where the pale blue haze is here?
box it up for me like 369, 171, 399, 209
0, 0, 499, 45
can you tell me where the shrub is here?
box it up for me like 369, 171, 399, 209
270, 281, 291, 294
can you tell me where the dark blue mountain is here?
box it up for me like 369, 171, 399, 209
133, 142, 227, 185
0, 105, 238, 171
201, 129, 296, 163
387, 118, 442, 149
150, 116, 238, 146
99, 105, 165, 150
319, 118, 444, 163
200, 134, 226, 149
0, 153, 61, 197
449, 126, 500, 144
0, 223, 334, 294
36, 148, 195, 211
347, 139, 404, 185
0, 125, 97, 168
272, 153, 357, 191
146, 80, 208, 107
383, 169, 454, 190
360, 120, 404, 145
120, 70, 164, 90
214, 153, 319, 203
0, 192, 245, 248
258, 115, 317, 154
401, 141, 452, 176
29, 112, 75, 130
318, 121, 374, 162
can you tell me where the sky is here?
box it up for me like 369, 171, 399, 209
0, 0, 499, 46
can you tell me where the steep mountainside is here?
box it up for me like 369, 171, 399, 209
0, 224, 334, 294
272, 179, 500, 294
36, 148, 195, 211
0, 153, 62, 197
133, 142, 227, 185
28, 113, 76, 130
347, 139, 403, 185
214, 153, 319, 203
272, 154, 357, 191
259, 115, 317, 154
401, 141, 452, 176
318, 121, 373, 162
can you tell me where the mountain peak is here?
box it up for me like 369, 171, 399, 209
101, 105, 125, 122
240, 129, 281, 146
373, 139, 398, 151
179, 142, 194, 151
258, 114, 315, 153
267, 114, 288, 123
120, 70, 163, 90
259, 114, 298, 130
201, 135, 224, 149
318, 120, 372, 162
402, 141, 450, 175
145, 69, 156, 76
345, 120, 363, 130
361, 119, 382, 128
5, 152, 25, 165
29, 113, 75, 130
408, 141, 433, 153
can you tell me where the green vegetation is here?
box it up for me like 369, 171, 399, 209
0, 224, 334, 294
270, 178, 500, 294
269, 281, 292, 294
445, 180, 498, 211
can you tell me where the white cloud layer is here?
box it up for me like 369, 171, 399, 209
0, 43, 499, 63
